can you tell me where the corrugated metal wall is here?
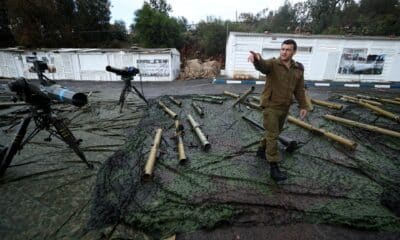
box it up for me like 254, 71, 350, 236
0, 48, 181, 82
225, 32, 400, 82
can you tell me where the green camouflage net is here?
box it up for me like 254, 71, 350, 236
88, 92, 400, 239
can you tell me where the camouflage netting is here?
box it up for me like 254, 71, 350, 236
87, 92, 400, 239
0, 87, 146, 239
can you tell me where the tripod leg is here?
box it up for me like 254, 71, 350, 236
0, 116, 31, 176
52, 119, 93, 169
118, 86, 128, 113
131, 85, 149, 105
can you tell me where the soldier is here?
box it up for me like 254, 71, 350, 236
248, 39, 308, 182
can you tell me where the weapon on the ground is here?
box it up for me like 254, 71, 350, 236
287, 116, 357, 150
196, 95, 227, 101
1, 78, 92, 177
242, 99, 262, 110
232, 86, 255, 107
187, 114, 210, 151
191, 102, 204, 117
158, 100, 178, 119
340, 95, 382, 106
168, 96, 182, 107
323, 114, 400, 138
174, 120, 187, 163
311, 98, 343, 110
356, 94, 400, 105
241, 116, 298, 152
223, 90, 239, 98
105, 65, 149, 112
144, 128, 163, 180
250, 96, 260, 103
356, 101, 400, 123
192, 97, 223, 104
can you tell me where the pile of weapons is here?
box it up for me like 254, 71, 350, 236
143, 89, 400, 181
144, 99, 211, 180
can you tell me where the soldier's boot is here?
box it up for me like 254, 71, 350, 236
270, 162, 287, 182
256, 147, 266, 159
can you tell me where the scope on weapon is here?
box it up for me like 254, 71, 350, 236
8, 78, 88, 107
106, 65, 139, 77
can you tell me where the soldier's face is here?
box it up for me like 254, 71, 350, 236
280, 44, 296, 61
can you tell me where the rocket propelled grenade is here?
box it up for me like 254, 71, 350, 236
144, 128, 163, 181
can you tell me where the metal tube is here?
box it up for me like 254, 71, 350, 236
232, 86, 255, 107
311, 98, 343, 110
143, 128, 163, 181
323, 114, 400, 138
192, 97, 223, 104
223, 90, 239, 98
196, 95, 227, 100
341, 95, 382, 106
191, 102, 204, 117
187, 114, 210, 151
287, 116, 357, 150
168, 96, 182, 107
158, 101, 178, 119
175, 120, 187, 163
357, 101, 400, 123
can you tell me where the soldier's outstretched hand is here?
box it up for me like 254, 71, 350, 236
248, 51, 260, 63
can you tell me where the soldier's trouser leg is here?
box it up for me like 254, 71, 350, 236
260, 108, 288, 163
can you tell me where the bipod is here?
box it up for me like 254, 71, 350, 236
0, 105, 93, 176
118, 76, 149, 113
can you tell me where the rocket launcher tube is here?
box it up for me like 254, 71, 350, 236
223, 91, 239, 98
323, 114, 400, 138
143, 128, 163, 181
232, 86, 255, 107
287, 116, 357, 150
311, 98, 343, 110
175, 120, 187, 163
187, 114, 210, 151
158, 101, 178, 119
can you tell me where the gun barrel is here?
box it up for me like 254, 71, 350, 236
43, 85, 88, 107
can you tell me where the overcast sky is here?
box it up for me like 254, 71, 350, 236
110, 0, 302, 26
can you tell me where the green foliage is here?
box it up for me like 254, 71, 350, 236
2, 0, 400, 52
195, 19, 227, 56
132, 2, 185, 48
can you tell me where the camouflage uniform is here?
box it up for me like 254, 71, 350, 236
253, 57, 308, 162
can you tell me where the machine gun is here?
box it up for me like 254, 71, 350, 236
106, 65, 149, 112
0, 58, 92, 177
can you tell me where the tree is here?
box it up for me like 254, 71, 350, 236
149, 0, 171, 14
132, 2, 185, 48
74, 0, 112, 46
195, 19, 227, 57
270, 1, 296, 33
0, 0, 15, 47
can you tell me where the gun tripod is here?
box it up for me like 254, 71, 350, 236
0, 105, 93, 176
118, 76, 149, 113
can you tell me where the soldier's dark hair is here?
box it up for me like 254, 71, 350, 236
282, 39, 297, 51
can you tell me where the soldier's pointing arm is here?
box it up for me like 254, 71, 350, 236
249, 51, 273, 74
